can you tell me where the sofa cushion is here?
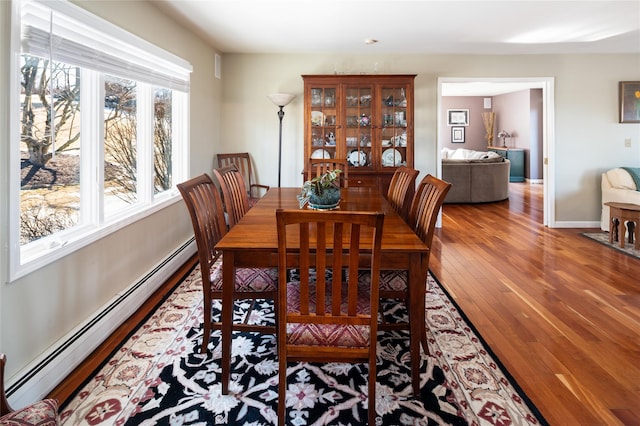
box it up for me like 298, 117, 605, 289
606, 168, 637, 190
443, 148, 502, 161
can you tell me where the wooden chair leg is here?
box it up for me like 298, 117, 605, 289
278, 355, 286, 425
369, 358, 377, 425
201, 296, 211, 354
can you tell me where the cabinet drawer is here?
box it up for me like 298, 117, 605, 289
350, 176, 377, 188
488, 148, 506, 158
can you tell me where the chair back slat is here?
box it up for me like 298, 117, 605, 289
212, 165, 252, 227
387, 166, 419, 222
177, 174, 227, 280
217, 152, 270, 200
409, 174, 452, 253
217, 153, 252, 194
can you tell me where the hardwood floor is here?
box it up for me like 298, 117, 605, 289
50, 183, 640, 424
430, 183, 640, 425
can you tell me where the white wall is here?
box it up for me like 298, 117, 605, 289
439, 96, 488, 151
1, 0, 639, 395
0, 0, 222, 383
221, 53, 640, 224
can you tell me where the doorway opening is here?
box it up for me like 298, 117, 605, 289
437, 77, 555, 227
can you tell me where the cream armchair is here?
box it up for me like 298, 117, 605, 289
601, 168, 640, 231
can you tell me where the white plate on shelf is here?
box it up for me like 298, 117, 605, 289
311, 111, 325, 126
311, 149, 331, 159
347, 150, 367, 167
382, 148, 402, 166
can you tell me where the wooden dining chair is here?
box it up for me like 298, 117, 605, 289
1, 354, 59, 425
217, 152, 269, 206
386, 166, 419, 223
378, 173, 451, 325
306, 158, 349, 187
212, 165, 253, 228
276, 209, 384, 426
177, 174, 277, 394
405, 174, 452, 346
359, 174, 451, 395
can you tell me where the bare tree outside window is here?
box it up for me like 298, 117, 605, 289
154, 88, 172, 194
19, 61, 177, 244
20, 55, 81, 244
14, 0, 189, 272
104, 76, 137, 214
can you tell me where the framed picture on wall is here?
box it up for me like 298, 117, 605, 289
619, 81, 640, 123
447, 109, 469, 126
451, 126, 465, 143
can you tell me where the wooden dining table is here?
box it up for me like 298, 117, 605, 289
215, 186, 429, 396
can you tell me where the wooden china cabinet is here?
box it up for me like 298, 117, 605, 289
302, 74, 416, 194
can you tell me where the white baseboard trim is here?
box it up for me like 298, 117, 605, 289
553, 221, 601, 228
526, 178, 544, 184
7, 238, 196, 409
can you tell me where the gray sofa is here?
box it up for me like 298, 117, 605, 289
442, 157, 510, 203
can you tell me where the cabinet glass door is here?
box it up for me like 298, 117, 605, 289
380, 87, 408, 168
310, 87, 337, 159
344, 86, 372, 168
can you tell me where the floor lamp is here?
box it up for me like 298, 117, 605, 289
267, 93, 295, 187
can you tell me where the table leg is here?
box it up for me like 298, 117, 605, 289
221, 251, 235, 395
609, 217, 619, 244
634, 221, 640, 250
627, 221, 635, 244
408, 253, 425, 397
619, 220, 626, 248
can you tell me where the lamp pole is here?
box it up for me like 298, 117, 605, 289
267, 93, 295, 187
276, 105, 285, 187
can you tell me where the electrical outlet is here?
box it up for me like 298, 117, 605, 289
625, 138, 632, 147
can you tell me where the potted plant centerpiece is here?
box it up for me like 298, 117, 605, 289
297, 169, 342, 210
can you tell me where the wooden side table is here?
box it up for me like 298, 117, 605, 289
604, 202, 640, 250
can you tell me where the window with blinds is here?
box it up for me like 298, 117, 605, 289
10, 0, 192, 280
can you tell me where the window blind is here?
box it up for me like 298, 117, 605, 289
21, 0, 192, 92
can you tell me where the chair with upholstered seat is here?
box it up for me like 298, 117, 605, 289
177, 174, 277, 394
276, 209, 384, 426
386, 166, 419, 223
360, 174, 451, 395
306, 158, 349, 187
217, 152, 269, 207
212, 165, 253, 228
379, 174, 451, 322
1, 353, 59, 425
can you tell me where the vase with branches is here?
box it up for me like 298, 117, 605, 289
481, 112, 495, 146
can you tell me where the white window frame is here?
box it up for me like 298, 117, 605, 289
8, 0, 192, 281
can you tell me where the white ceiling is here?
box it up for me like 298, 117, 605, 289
154, 0, 640, 55
152, 0, 640, 96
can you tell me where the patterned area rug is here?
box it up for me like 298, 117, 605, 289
59, 262, 547, 425
582, 232, 640, 259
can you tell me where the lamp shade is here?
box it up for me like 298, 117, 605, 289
267, 93, 295, 107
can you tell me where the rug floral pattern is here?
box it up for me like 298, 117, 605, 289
59, 263, 545, 425
582, 232, 640, 259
